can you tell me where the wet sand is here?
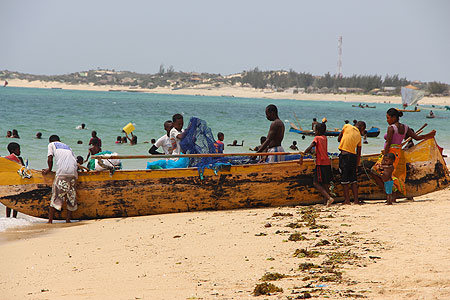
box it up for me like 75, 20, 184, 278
0, 188, 449, 299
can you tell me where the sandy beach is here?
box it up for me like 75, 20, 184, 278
1, 187, 449, 300
6, 79, 450, 106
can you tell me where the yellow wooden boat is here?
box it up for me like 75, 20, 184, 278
398, 109, 421, 112
0, 139, 448, 220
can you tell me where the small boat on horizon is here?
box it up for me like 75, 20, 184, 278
289, 123, 380, 138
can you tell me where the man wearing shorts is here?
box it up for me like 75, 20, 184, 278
337, 121, 366, 204
42, 135, 78, 223
257, 104, 285, 163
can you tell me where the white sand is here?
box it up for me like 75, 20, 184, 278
0, 188, 449, 299
7, 79, 450, 106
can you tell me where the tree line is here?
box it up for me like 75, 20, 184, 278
240, 68, 415, 92
1, 68, 448, 95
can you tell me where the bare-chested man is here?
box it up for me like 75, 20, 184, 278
257, 104, 285, 163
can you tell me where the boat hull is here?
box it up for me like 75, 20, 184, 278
289, 128, 340, 137
399, 109, 421, 112
1, 139, 449, 220
290, 127, 380, 138
366, 127, 381, 137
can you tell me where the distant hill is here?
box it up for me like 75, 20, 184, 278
0, 68, 448, 96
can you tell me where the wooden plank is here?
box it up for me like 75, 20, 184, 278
92, 152, 294, 160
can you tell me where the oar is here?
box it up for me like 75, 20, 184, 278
92, 152, 294, 160
401, 123, 427, 147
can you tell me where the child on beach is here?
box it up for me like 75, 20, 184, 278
214, 132, 225, 153
380, 153, 396, 205
4, 142, 25, 218
77, 156, 89, 172
301, 123, 334, 207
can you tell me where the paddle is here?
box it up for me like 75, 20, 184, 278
401, 123, 427, 147
92, 152, 294, 160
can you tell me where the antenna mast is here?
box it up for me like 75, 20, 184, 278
337, 36, 343, 78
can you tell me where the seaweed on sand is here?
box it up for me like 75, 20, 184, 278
253, 282, 283, 296
288, 233, 308, 241
272, 212, 293, 217
298, 263, 321, 271
324, 250, 359, 265
293, 248, 322, 258
260, 272, 287, 281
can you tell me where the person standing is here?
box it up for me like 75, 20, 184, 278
371, 108, 435, 200
337, 121, 366, 205
170, 114, 185, 155
257, 104, 285, 163
89, 130, 102, 147
302, 123, 334, 207
42, 135, 78, 223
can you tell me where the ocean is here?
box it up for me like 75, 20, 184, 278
1, 87, 449, 231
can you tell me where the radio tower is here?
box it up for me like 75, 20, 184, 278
337, 36, 343, 78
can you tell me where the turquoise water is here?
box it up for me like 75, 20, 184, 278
1, 87, 449, 170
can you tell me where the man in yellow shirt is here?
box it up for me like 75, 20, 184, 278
337, 121, 366, 205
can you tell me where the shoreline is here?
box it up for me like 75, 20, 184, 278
1, 189, 449, 299
6, 79, 450, 106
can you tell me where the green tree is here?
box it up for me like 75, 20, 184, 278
427, 81, 448, 94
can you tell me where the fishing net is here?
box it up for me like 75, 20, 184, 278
147, 117, 338, 173
180, 117, 254, 173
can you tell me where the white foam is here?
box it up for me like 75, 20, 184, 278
0, 203, 47, 232
0, 217, 32, 232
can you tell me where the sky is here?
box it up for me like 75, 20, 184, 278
1, 0, 449, 83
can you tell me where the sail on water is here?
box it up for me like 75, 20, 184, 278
401, 84, 424, 109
